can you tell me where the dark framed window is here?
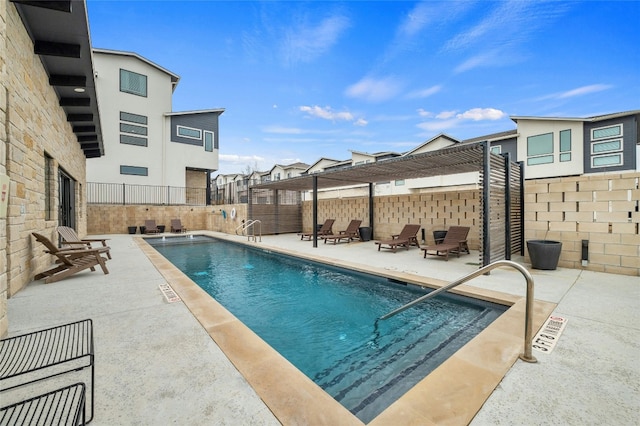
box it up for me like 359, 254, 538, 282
120, 69, 147, 97
120, 165, 148, 176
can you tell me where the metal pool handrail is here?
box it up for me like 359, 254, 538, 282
378, 260, 537, 363
236, 220, 262, 242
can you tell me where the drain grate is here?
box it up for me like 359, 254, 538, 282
532, 315, 567, 354
159, 284, 181, 303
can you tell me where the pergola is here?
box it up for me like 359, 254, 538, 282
250, 141, 524, 267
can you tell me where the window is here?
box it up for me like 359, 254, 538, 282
44, 153, 54, 220
527, 133, 554, 165
590, 123, 624, 168
559, 129, 571, 162
120, 123, 147, 135
177, 125, 202, 140
204, 131, 214, 152
120, 134, 147, 146
490, 145, 502, 155
395, 179, 405, 186
592, 124, 621, 140
120, 165, 148, 176
120, 111, 148, 146
120, 69, 147, 97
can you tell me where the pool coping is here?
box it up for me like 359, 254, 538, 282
136, 233, 556, 425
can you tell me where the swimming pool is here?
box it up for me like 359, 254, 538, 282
147, 235, 507, 422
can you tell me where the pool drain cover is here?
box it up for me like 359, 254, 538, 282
159, 284, 181, 303
532, 315, 567, 354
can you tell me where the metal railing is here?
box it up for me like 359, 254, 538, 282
235, 220, 262, 242
379, 260, 537, 363
87, 182, 207, 205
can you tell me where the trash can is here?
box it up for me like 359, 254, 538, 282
157, 225, 166, 233
359, 227, 372, 242
127, 226, 137, 234
433, 230, 447, 244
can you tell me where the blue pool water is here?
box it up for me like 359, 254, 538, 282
148, 236, 506, 422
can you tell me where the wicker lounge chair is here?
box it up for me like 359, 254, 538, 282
322, 220, 362, 244
421, 226, 470, 260
299, 219, 335, 240
170, 219, 187, 233
32, 233, 109, 283
56, 226, 111, 259
144, 220, 160, 234
375, 224, 421, 252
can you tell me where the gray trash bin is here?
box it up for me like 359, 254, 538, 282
359, 227, 372, 242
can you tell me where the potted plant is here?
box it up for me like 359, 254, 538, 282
127, 226, 137, 234
527, 238, 562, 270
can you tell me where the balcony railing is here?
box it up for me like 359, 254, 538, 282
87, 182, 207, 206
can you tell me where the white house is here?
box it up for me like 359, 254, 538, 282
88, 49, 224, 202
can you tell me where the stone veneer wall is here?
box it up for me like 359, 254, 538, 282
87, 203, 247, 236
1, 2, 89, 336
525, 172, 640, 276
302, 190, 481, 249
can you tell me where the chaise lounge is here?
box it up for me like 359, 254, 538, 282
144, 220, 160, 234
57, 226, 112, 259
322, 220, 362, 244
421, 226, 470, 260
299, 219, 335, 240
32, 233, 110, 283
170, 219, 187, 233
375, 224, 421, 252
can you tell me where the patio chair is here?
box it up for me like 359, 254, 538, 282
375, 224, 421, 252
144, 220, 160, 234
322, 220, 362, 244
421, 226, 470, 260
299, 219, 335, 240
56, 226, 111, 259
170, 219, 187, 233
32, 233, 109, 283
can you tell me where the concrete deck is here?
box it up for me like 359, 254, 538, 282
4, 232, 639, 425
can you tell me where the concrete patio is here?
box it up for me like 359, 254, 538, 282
3, 232, 639, 425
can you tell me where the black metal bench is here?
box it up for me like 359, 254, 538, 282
0, 319, 94, 422
0, 382, 86, 425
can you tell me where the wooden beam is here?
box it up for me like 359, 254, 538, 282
67, 113, 93, 122
77, 135, 97, 143
60, 97, 90, 107
73, 125, 95, 133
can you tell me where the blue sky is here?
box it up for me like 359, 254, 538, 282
87, 0, 640, 175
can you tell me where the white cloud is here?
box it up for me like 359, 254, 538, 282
456, 108, 506, 121
353, 118, 368, 127
454, 50, 500, 73
406, 85, 442, 99
417, 108, 433, 118
557, 84, 613, 99
436, 110, 457, 120
345, 76, 403, 102
281, 13, 350, 65
299, 105, 354, 122
417, 107, 507, 132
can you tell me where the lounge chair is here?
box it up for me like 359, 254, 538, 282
144, 220, 160, 234
32, 233, 109, 283
421, 226, 470, 260
299, 219, 335, 240
56, 226, 111, 259
375, 224, 421, 252
170, 219, 187, 233
322, 220, 362, 244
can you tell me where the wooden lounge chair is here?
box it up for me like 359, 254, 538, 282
56, 226, 111, 259
32, 233, 109, 283
421, 226, 471, 260
322, 220, 362, 244
299, 219, 335, 240
170, 219, 186, 233
375, 224, 421, 252
144, 220, 160, 234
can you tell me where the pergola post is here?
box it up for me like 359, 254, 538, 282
312, 175, 318, 248
482, 141, 491, 267
369, 182, 374, 237
504, 153, 512, 260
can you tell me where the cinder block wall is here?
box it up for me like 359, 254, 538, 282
302, 190, 481, 249
87, 204, 248, 235
524, 172, 640, 276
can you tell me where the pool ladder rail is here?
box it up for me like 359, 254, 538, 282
379, 260, 538, 363
236, 220, 262, 242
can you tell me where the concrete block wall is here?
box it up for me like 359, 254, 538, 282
525, 172, 640, 276
1, 0, 8, 337
302, 190, 481, 248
